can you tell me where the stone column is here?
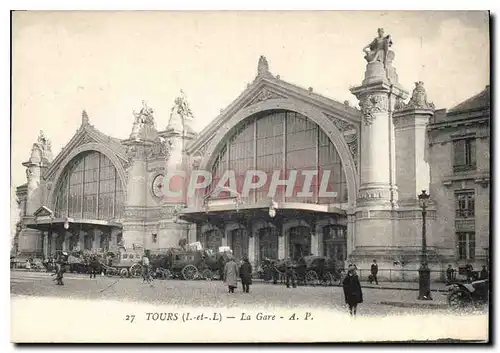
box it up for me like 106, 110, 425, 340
42, 233, 48, 258
78, 230, 85, 251
50, 234, 56, 254
349, 38, 408, 270
392, 82, 435, 252
278, 230, 287, 260
248, 232, 256, 269
315, 223, 323, 257
221, 227, 228, 247
93, 229, 101, 251
62, 232, 69, 251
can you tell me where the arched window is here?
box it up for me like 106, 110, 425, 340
54, 151, 124, 220
208, 110, 348, 204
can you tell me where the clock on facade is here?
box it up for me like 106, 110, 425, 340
152, 174, 165, 198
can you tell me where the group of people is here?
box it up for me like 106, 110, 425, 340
446, 264, 489, 284
222, 254, 253, 293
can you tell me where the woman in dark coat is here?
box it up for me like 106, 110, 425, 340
239, 256, 253, 293
342, 265, 363, 316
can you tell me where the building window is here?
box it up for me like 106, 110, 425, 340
453, 138, 476, 172
455, 191, 475, 218
54, 151, 125, 221
457, 232, 475, 260
152, 233, 157, 244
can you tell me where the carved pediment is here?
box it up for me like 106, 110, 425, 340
245, 88, 288, 108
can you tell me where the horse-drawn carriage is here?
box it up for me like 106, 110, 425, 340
120, 244, 233, 281
258, 255, 341, 286
152, 247, 232, 280
294, 255, 341, 286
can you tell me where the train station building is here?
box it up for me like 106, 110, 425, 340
14, 30, 490, 279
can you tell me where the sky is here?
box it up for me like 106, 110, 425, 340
11, 11, 490, 189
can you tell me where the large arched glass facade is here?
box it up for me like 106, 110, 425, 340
208, 110, 348, 204
54, 151, 125, 220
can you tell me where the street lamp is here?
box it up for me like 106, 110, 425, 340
417, 190, 432, 300
269, 199, 278, 218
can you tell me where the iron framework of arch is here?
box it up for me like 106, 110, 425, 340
53, 151, 125, 221
207, 110, 349, 204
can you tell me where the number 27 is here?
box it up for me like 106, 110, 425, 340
125, 314, 135, 323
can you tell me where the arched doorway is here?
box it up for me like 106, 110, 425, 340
289, 226, 311, 261
100, 232, 110, 251
259, 227, 279, 263
55, 234, 65, 251
230, 228, 248, 261
83, 233, 92, 250
323, 225, 347, 267
201, 229, 223, 252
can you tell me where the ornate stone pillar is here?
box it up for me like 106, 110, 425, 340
278, 230, 287, 260
50, 233, 56, 255
248, 232, 257, 269
122, 101, 160, 250
78, 230, 85, 251
42, 232, 48, 258
93, 229, 101, 250
349, 29, 408, 269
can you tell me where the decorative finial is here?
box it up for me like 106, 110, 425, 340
82, 110, 89, 125
398, 81, 435, 111
257, 55, 271, 77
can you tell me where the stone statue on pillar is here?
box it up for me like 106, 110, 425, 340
363, 28, 393, 69
361, 28, 399, 84
130, 100, 158, 141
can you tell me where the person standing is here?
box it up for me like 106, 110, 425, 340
142, 252, 151, 283
239, 256, 253, 293
89, 254, 99, 279
480, 265, 488, 280
446, 265, 455, 284
370, 259, 379, 285
285, 259, 297, 288
465, 263, 474, 282
54, 257, 65, 286
224, 254, 239, 293
342, 265, 363, 317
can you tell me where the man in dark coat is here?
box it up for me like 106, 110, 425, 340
89, 254, 99, 279
480, 266, 488, 280
218, 254, 226, 281
239, 256, 253, 293
370, 259, 379, 285
343, 265, 363, 316
285, 259, 297, 288
53, 255, 66, 285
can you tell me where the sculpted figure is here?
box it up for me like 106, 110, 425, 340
363, 28, 393, 68
133, 100, 155, 126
